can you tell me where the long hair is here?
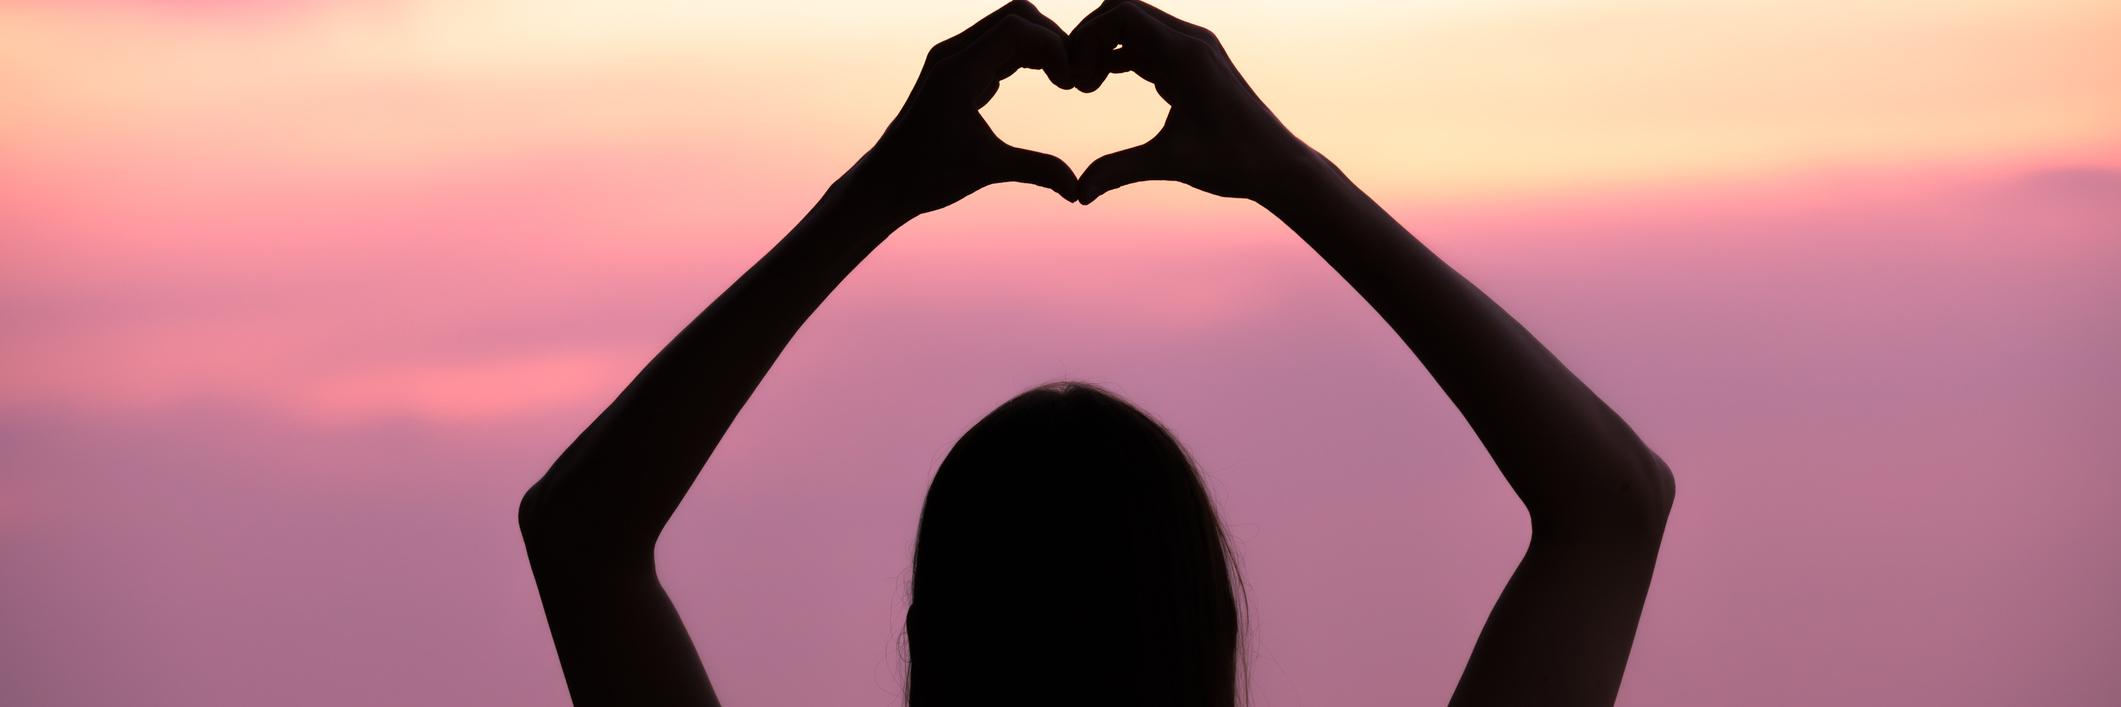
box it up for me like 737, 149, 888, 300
907, 382, 1242, 707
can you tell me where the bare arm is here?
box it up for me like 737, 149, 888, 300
1067, 3, 1676, 705
516, 4, 1078, 705
1263, 170, 1674, 707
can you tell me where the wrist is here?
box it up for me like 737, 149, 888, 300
769, 171, 918, 265
1251, 145, 1355, 216
809, 163, 922, 234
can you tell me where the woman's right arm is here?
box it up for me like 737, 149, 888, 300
1252, 163, 1676, 707
517, 4, 1078, 705
1066, 3, 1675, 705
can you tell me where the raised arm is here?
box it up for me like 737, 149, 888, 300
1066, 3, 1676, 705
516, 5, 1077, 705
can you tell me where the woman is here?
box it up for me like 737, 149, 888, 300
517, 2, 1676, 706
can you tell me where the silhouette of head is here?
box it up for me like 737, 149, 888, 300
908, 382, 1241, 707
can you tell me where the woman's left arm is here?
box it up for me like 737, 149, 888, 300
517, 5, 1078, 705
1064, 3, 1672, 704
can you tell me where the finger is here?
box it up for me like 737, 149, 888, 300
1071, 1, 1211, 48
1104, 45, 1150, 82
933, 0, 1077, 88
1118, 0, 1218, 43
1123, 0, 1241, 76
1079, 45, 1161, 86
1078, 141, 1171, 205
1070, 0, 1134, 30
1067, 1, 1182, 93
991, 145, 1081, 203
961, 15, 1071, 105
1066, 1, 1137, 92
1006, 3, 1077, 88
1009, 0, 1071, 39
933, 1, 1047, 59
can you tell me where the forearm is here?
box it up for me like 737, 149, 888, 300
1258, 154, 1671, 532
521, 175, 913, 563
1449, 540, 1663, 707
516, 176, 910, 707
1263, 155, 1673, 705
514, 5, 1080, 703
1062, 5, 1672, 702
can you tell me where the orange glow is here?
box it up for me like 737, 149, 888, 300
3, 0, 2114, 208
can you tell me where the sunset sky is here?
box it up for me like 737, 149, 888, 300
2, 0, 2117, 705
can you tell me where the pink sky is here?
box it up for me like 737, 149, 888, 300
1, 1, 2118, 705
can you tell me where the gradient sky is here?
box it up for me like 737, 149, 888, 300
1, 1, 2117, 706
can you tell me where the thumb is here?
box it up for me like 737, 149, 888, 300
1078, 141, 1170, 205
991, 145, 1080, 203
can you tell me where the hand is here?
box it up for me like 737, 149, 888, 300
1068, 0, 1319, 205
846, 1, 1081, 217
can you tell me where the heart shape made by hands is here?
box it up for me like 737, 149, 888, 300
980, 69, 1168, 176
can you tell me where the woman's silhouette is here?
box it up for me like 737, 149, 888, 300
517, 2, 1676, 706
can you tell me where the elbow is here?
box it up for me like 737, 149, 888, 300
517, 476, 598, 573
1637, 449, 1676, 525
516, 468, 649, 574
517, 479, 542, 531
1532, 444, 1675, 548
1625, 441, 1675, 516
1605, 447, 1675, 545
517, 474, 573, 559
1589, 406, 1675, 540
517, 477, 552, 550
